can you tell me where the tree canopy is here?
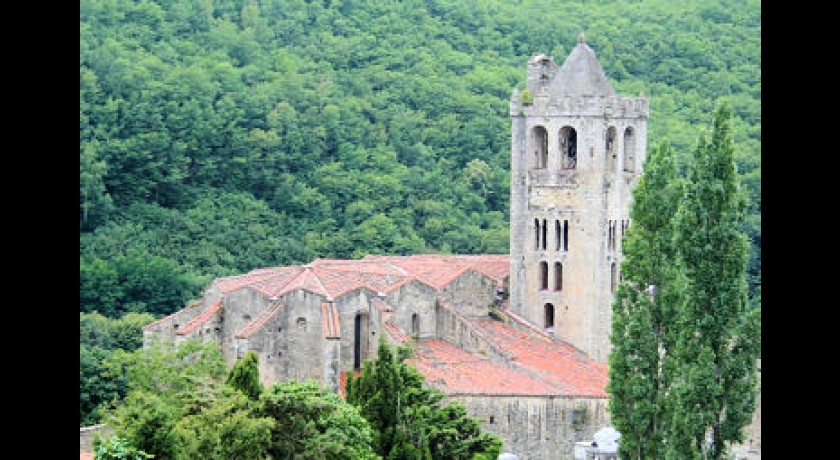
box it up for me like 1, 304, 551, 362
608, 104, 760, 459
80, 0, 761, 320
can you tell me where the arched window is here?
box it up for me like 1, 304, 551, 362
296, 317, 307, 331
533, 126, 548, 169
560, 126, 577, 170
541, 219, 547, 251
534, 219, 540, 250
605, 127, 617, 172
563, 220, 569, 251
554, 262, 563, 291
539, 261, 548, 290
354, 313, 369, 370
610, 262, 617, 292
623, 127, 636, 172
544, 303, 555, 330
411, 313, 420, 338
555, 220, 562, 251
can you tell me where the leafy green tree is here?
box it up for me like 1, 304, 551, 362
102, 340, 274, 459
259, 379, 379, 459
80, 344, 122, 426
346, 339, 502, 460
172, 386, 274, 460
667, 104, 761, 459
607, 140, 683, 459
80, 312, 155, 426
93, 435, 153, 460
226, 350, 263, 400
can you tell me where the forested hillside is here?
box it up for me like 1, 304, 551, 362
80, 0, 760, 321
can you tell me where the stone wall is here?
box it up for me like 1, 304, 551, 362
453, 395, 609, 460
79, 424, 113, 454
509, 69, 647, 363
387, 280, 438, 339
440, 270, 498, 317
278, 289, 330, 381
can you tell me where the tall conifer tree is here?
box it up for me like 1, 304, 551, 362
607, 140, 682, 459
226, 351, 264, 400
667, 104, 761, 459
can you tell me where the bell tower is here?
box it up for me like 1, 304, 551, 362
509, 34, 649, 362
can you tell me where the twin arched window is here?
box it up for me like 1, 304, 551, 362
530, 126, 577, 170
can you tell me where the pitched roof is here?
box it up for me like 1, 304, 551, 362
411, 340, 559, 396
383, 320, 411, 344
410, 315, 608, 398
363, 254, 509, 289
176, 301, 221, 336
236, 302, 284, 339
552, 34, 616, 97
142, 299, 202, 331
198, 255, 510, 302
321, 302, 341, 339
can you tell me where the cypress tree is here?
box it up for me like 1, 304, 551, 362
226, 351, 264, 401
667, 104, 761, 459
607, 140, 682, 459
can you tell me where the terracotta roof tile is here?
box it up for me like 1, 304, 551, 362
321, 303, 341, 339
371, 297, 395, 313
212, 269, 289, 294
235, 302, 284, 339
142, 299, 202, 331
408, 307, 608, 398
471, 316, 608, 397
410, 340, 558, 395
176, 301, 221, 336
383, 320, 411, 344
196, 255, 509, 305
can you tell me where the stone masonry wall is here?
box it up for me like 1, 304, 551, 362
453, 395, 610, 460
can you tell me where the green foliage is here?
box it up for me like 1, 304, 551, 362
81, 0, 761, 434
80, 0, 760, 299
609, 104, 760, 459
93, 435, 153, 459
607, 140, 682, 459
171, 387, 274, 460
81, 344, 123, 426
346, 339, 502, 460
226, 351, 263, 400
259, 379, 379, 459
100, 339, 274, 459
80, 312, 155, 426
667, 103, 761, 459
80, 251, 202, 318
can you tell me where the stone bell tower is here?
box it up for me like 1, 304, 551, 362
508, 34, 648, 362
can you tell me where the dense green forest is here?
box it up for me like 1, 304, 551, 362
80, 0, 760, 425
80, 0, 760, 320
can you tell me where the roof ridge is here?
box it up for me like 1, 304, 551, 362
142, 299, 202, 331
176, 301, 222, 336
235, 302, 285, 339
436, 300, 513, 360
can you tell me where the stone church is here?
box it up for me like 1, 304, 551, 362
144, 35, 649, 458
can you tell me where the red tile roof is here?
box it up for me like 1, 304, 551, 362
383, 320, 411, 344
364, 254, 509, 290
176, 301, 221, 336
410, 313, 608, 398
321, 303, 341, 339
410, 340, 559, 395
194, 255, 511, 306
142, 299, 202, 331
236, 302, 284, 339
